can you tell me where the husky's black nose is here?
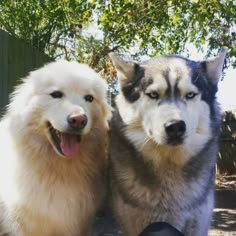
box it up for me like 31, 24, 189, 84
68, 114, 88, 129
165, 120, 186, 143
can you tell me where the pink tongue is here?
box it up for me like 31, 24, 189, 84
60, 133, 80, 158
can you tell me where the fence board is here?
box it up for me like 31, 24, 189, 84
217, 111, 236, 175
0, 29, 51, 115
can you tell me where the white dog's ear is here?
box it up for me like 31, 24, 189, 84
109, 53, 136, 85
202, 48, 227, 84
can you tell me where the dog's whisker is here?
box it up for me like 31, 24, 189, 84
141, 136, 152, 149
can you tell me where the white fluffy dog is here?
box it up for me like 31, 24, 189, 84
0, 60, 111, 236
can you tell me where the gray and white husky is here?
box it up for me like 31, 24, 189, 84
109, 49, 227, 236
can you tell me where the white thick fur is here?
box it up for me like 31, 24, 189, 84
0, 60, 111, 236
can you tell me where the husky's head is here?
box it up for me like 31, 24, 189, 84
110, 50, 226, 156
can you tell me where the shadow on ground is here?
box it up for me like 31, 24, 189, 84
215, 190, 236, 209
211, 208, 236, 232
210, 189, 236, 233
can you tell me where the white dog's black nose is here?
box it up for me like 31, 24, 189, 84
68, 114, 88, 129
165, 120, 186, 140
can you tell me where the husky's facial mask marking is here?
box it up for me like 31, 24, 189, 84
110, 50, 226, 149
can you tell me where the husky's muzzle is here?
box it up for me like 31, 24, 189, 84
164, 120, 186, 145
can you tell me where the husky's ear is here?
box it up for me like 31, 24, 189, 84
109, 53, 135, 85
202, 48, 227, 84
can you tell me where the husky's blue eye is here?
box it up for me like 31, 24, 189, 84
147, 92, 159, 100
50, 91, 64, 98
186, 92, 197, 100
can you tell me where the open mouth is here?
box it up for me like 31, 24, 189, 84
47, 122, 81, 158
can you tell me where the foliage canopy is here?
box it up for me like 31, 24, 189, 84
0, 0, 235, 71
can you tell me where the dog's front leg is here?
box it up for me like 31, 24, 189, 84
112, 194, 153, 236
183, 197, 214, 236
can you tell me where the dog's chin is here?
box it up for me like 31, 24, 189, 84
47, 122, 82, 158
152, 136, 184, 147
166, 138, 184, 146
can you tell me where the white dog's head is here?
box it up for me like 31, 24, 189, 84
110, 50, 226, 157
7, 60, 111, 158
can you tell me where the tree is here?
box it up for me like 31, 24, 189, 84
96, 0, 235, 60
0, 0, 235, 71
0, 0, 93, 58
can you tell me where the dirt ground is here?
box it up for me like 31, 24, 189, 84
92, 175, 236, 236
209, 176, 236, 236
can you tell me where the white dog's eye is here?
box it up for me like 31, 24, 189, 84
147, 91, 159, 100
84, 94, 94, 102
185, 92, 197, 100
50, 91, 64, 99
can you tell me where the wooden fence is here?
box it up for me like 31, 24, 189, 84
0, 29, 51, 114
218, 111, 236, 175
